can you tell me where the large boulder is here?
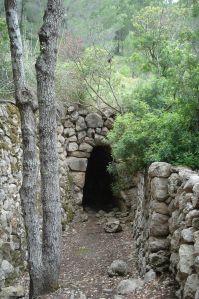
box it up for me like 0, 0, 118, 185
151, 178, 169, 201
148, 162, 171, 178
66, 157, 88, 172
117, 279, 144, 295
150, 212, 169, 237
108, 260, 127, 277
85, 113, 103, 128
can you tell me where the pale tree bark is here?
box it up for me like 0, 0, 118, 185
35, 0, 63, 292
4, 0, 43, 297
5, 0, 63, 298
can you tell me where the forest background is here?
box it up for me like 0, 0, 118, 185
0, 0, 199, 193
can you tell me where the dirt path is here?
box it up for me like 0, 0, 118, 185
42, 210, 177, 299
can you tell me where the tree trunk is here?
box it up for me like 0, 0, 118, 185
4, 1, 43, 297
35, 0, 63, 292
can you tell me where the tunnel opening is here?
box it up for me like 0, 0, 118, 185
82, 145, 118, 212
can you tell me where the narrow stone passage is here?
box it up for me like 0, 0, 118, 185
82, 146, 118, 212
42, 211, 177, 299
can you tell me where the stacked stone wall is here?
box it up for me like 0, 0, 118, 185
133, 162, 199, 298
0, 105, 25, 288
0, 104, 115, 287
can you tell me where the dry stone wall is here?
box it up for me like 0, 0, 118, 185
1, 103, 199, 298
0, 105, 25, 289
0, 103, 115, 287
57, 104, 115, 219
133, 162, 199, 299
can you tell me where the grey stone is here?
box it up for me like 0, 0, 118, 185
70, 172, 85, 188
74, 192, 83, 205
104, 218, 122, 233
195, 256, 199, 274
149, 251, 170, 268
70, 151, 90, 158
64, 128, 75, 137
184, 274, 199, 299
77, 131, 87, 142
151, 177, 169, 201
108, 260, 127, 277
85, 113, 103, 128
0, 286, 24, 299
178, 244, 194, 276
148, 237, 170, 252
104, 118, 114, 129
195, 288, 199, 299
68, 135, 77, 142
67, 142, 78, 152
193, 183, 199, 208
64, 120, 74, 128
152, 201, 169, 215
184, 175, 199, 192
148, 162, 171, 178
192, 218, 199, 230
144, 269, 157, 282
150, 212, 169, 237
68, 105, 75, 113
117, 278, 144, 295
181, 227, 195, 243
1, 260, 14, 276
168, 173, 182, 197
66, 157, 88, 172
76, 116, 87, 131
194, 231, 199, 256
70, 111, 79, 121
94, 134, 104, 144
0, 190, 5, 202
79, 143, 93, 153
87, 128, 95, 138
186, 210, 199, 227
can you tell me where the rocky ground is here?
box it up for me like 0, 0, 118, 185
12, 210, 178, 299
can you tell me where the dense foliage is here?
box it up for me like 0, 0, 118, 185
1, 0, 199, 189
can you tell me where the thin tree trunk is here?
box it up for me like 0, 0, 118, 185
35, 0, 63, 292
4, 1, 42, 297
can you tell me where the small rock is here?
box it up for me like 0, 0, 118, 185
108, 260, 127, 277
0, 286, 24, 299
104, 218, 122, 233
81, 213, 88, 222
144, 269, 157, 282
117, 278, 144, 295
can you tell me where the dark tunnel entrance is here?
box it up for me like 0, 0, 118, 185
82, 145, 118, 212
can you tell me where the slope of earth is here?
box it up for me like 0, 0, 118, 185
39, 210, 178, 299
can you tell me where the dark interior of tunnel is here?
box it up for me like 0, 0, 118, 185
82, 146, 118, 212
